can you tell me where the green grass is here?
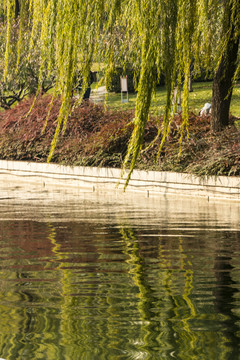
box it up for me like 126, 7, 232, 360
2, 81, 240, 122
105, 81, 240, 117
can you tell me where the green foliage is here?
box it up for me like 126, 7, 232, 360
1, 0, 240, 183
0, 20, 55, 110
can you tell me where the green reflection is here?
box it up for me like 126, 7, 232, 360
120, 225, 231, 359
0, 218, 238, 359
48, 223, 95, 360
120, 226, 159, 359
158, 237, 230, 360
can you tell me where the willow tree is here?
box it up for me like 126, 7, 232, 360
1, 0, 239, 182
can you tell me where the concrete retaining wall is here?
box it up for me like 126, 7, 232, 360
0, 160, 240, 201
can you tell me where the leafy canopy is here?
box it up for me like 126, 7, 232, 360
1, 0, 239, 183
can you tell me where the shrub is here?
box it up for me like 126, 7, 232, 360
0, 95, 239, 176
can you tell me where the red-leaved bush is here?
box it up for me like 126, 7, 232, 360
0, 95, 239, 176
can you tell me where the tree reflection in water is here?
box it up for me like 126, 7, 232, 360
0, 212, 239, 359
214, 232, 240, 358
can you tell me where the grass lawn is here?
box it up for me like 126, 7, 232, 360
2, 81, 240, 122
105, 81, 240, 118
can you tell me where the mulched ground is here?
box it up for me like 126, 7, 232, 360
0, 95, 239, 176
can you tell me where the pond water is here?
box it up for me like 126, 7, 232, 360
0, 184, 240, 360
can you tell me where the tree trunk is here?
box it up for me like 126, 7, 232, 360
15, 0, 20, 18
211, 2, 240, 132
188, 75, 193, 92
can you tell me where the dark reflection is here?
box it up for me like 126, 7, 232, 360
214, 233, 240, 358
0, 202, 239, 359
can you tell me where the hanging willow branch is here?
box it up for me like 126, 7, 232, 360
1, 0, 239, 185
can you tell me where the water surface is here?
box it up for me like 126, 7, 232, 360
0, 184, 240, 360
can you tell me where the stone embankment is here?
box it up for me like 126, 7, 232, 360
0, 160, 239, 202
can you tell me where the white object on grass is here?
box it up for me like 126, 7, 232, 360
200, 103, 211, 115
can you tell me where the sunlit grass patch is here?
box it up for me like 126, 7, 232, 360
105, 81, 240, 117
